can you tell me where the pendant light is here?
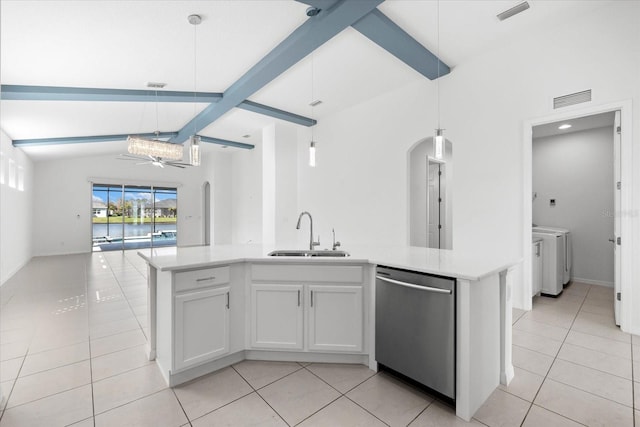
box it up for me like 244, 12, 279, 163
309, 53, 317, 167
189, 14, 202, 166
434, 0, 444, 160
309, 141, 316, 167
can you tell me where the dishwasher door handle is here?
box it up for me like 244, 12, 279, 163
376, 275, 452, 294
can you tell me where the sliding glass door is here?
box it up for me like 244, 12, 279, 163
92, 184, 177, 251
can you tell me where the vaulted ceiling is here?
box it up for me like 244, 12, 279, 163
0, 0, 615, 162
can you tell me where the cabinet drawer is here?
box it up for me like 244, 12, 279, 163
174, 266, 230, 293
251, 264, 363, 284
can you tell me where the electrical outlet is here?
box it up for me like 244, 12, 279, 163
550, 199, 556, 207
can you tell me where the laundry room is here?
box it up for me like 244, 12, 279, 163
532, 111, 617, 300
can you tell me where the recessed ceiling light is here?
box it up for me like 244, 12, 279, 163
146, 82, 167, 89
558, 124, 572, 130
309, 100, 323, 107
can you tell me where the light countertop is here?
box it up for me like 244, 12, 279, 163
138, 244, 521, 281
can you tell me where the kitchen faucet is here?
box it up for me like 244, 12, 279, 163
332, 228, 341, 251
296, 211, 320, 250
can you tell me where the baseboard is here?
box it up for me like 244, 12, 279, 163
0, 256, 33, 287
570, 278, 614, 288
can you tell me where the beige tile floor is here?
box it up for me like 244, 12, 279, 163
0, 252, 637, 426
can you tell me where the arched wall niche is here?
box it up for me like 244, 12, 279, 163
408, 137, 453, 249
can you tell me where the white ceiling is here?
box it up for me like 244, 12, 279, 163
0, 0, 616, 162
533, 111, 616, 139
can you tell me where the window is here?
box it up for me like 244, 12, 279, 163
92, 183, 178, 251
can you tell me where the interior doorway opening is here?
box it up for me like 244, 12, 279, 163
522, 101, 630, 331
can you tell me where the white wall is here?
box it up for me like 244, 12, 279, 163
0, 130, 34, 284
533, 126, 614, 285
277, 2, 640, 330
231, 141, 263, 244
32, 151, 231, 256
294, 80, 438, 249
204, 151, 233, 245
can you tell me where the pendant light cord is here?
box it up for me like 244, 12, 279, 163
436, 0, 441, 130
311, 53, 315, 142
155, 90, 159, 134
193, 18, 197, 137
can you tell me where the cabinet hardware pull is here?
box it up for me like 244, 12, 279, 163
376, 276, 452, 294
297, 290, 301, 306
226, 292, 230, 309
196, 276, 216, 282
311, 290, 314, 307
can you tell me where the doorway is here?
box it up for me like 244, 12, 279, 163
427, 159, 446, 249
408, 136, 453, 249
522, 101, 631, 330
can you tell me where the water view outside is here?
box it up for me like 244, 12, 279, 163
92, 184, 178, 251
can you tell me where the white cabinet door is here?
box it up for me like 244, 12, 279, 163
251, 284, 303, 350
174, 286, 229, 371
308, 285, 363, 352
532, 242, 543, 297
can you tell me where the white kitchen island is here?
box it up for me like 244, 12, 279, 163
139, 244, 520, 421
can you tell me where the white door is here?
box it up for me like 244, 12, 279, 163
613, 111, 621, 325
427, 161, 441, 249
174, 286, 229, 371
251, 284, 303, 350
307, 285, 363, 352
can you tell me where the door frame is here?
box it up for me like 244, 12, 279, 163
521, 100, 633, 331
427, 157, 446, 249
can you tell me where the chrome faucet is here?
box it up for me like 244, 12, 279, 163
296, 211, 320, 250
332, 228, 341, 251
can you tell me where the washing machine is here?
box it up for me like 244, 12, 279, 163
533, 226, 572, 285
532, 230, 565, 296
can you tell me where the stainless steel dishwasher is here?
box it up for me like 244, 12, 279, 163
375, 265, 456, 401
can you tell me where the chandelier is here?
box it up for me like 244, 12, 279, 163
127, 135, 183, 160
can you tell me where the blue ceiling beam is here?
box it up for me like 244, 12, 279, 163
352, 9, 450, 80
12, 132, 253, 150
237, 100, 317, 127
199, 135, 255, 150
0, 85, 223, 103
1, 84, 315, 127
12, 132, 179, 147
171, 0, 384, 143
296, 0, 450, 80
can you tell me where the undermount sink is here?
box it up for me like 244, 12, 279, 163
267, 249, 350, 257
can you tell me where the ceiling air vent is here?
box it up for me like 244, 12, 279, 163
497, 1, 530, 21
553, 90, 592, 109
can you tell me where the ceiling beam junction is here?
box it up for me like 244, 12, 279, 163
4, 0, 450, 149
170, 0, 384, 143
296, 0, 450, 79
